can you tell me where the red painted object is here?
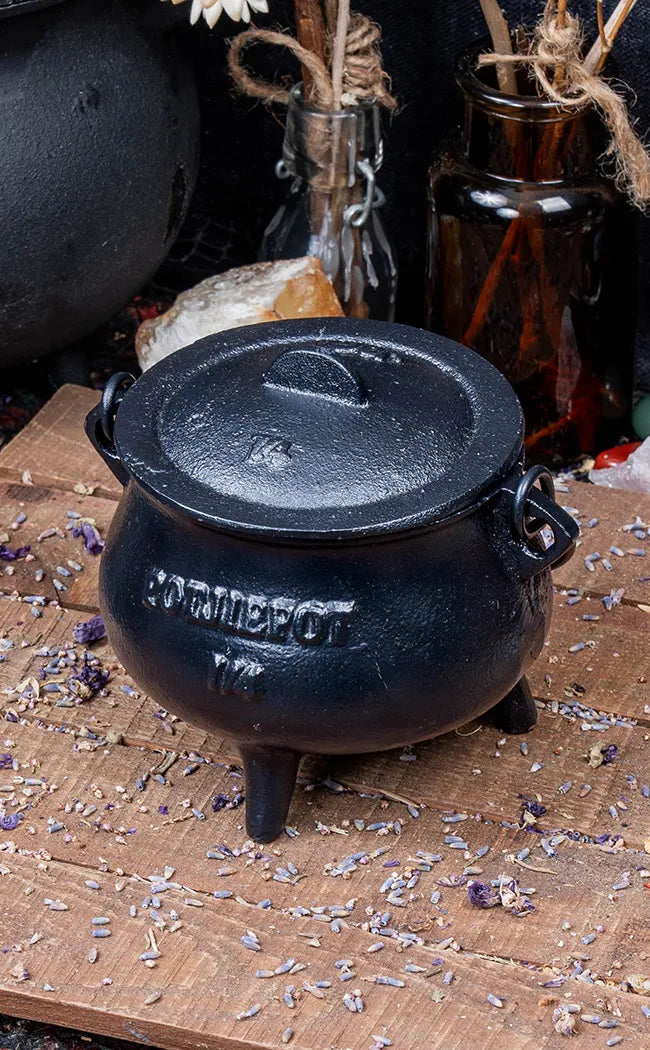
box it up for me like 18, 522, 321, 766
593, 442, 641, 469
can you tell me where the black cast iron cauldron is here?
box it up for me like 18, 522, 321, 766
0, 0, 198, 362
86, 319, 578, 842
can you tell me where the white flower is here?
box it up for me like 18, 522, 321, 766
185, 0, 269, 28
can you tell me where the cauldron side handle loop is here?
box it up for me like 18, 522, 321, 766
507, 465, 579, 575
84, 372, 135, 489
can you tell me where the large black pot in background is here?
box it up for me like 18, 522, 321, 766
86, 319, 578, 842
0, 0, 199, 363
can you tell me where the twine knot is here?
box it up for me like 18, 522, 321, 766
228, 12, 395, 112
479, 0, 650, 207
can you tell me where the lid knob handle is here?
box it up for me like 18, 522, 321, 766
264, 348, 367, 406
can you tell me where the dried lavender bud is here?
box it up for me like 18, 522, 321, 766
211, 792, 243, 812
467, 881, 499, 909
601, 743, 618, 764
552, 1007, 578, 1036
73, 615, 106, 645
71, 521, 104, 556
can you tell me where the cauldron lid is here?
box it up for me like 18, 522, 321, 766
115, 318, 523, 540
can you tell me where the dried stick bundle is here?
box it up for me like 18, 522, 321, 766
478, 0, 649, 206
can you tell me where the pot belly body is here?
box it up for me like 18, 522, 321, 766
100, 485, 551, 755
0, 0, 199, 361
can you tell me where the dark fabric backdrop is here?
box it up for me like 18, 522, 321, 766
161, 1, 650, 389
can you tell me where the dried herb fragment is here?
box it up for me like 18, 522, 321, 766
553, 1006, 578, 1036
587, 742, 618, 768
0, 812, 23, 831
212, 792, 243, 812
519, 794, 547, 823
68, 653, 109, 699
74, 615, 106, 645
0, 544, 30, 560
467, 881, 499, 909
498, 875, 535, 917
71, 521, 104, 556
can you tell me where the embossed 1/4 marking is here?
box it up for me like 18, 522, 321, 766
246, 433, 293, 469
144, 568, 356, 647
212, 651, 264, 699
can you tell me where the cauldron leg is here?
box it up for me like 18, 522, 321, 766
240, 745, 300, 843
489, 677, 538, 734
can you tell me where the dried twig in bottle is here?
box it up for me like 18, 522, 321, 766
331, 0, 350, 109
585, 0, 639, 74
479, 0, 517, 93
294, 1, 327, 103
552, 0, 568, 87
324, 0, 338, 37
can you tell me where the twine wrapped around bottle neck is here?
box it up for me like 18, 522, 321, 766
228, 13, 396, 112
478, 1, 650, 208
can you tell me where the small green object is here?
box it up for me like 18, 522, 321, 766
632, 394, 650, 439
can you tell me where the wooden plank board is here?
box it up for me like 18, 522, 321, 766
0, 386, 121, 500
0, 482, 115, 611
0, 604, 648, 846
0, 387, 648, 1050
553, 481, 650, 605
1, 850, 648, 1050
1, 717, 648, 980
0, 601, 212, 757
527, 598, 650, 724
330, 713, 650, 849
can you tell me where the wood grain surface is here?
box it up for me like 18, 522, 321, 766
0, 386, 647, 1050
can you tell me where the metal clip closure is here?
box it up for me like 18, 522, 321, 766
343, 159, 377, 229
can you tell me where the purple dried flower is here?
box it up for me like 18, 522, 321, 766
0, 544, 30, 561
601, 744, 618, 764
0, 812, 23, 831
467, 881, 499, 909
519, 795, 547, 820
211, 792, 244, 813
0, 753, 13, 769
68, 653, 109, 699
73, 615, 106, 645
158, 805, 168, 815
71, 521, 104, 556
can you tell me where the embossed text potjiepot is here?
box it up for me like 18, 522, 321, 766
86, 319, 578, 842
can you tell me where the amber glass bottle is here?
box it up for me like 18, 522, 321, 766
426, 43, 636, 465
